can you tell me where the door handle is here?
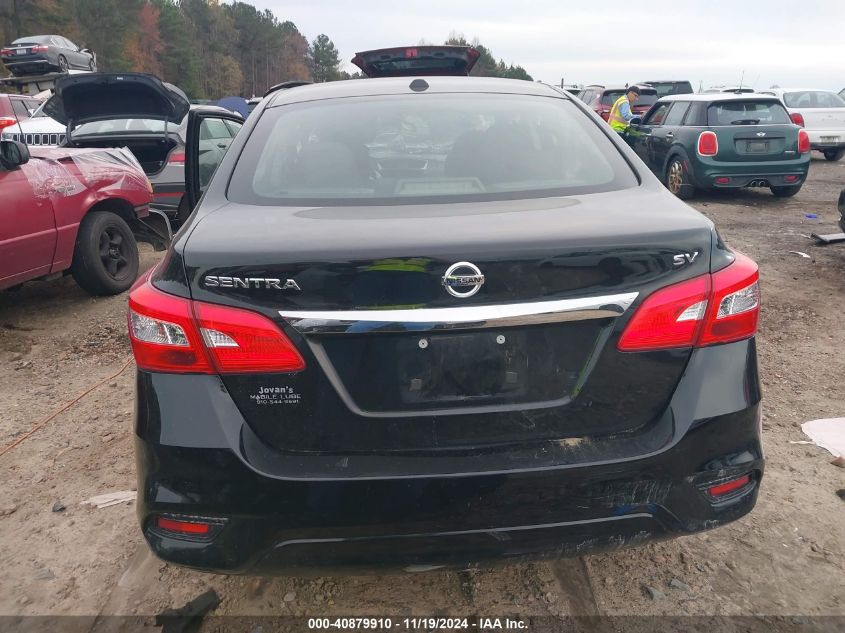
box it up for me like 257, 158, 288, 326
665, 132, 674, 138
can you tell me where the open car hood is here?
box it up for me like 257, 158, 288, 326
352, 46, 480, 77
43, 73, 190, 126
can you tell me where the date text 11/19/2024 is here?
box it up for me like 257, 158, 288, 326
307, 617, 528, 630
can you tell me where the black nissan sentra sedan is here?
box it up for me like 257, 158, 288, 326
128, 47, 763, 574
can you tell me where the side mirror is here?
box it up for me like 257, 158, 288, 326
629, 116, 643, 126
0, 140, 30, 169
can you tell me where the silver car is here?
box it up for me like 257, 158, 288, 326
43, 73, 242, 221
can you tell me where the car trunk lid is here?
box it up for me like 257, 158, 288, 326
352, 46, 481, 77
178, 190, 715, 455
43, 72, 189, 129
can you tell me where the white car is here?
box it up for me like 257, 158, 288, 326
0, 101, 66, 146
759, 88, 845, 161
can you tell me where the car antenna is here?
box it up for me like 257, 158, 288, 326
738, 70, 745, 92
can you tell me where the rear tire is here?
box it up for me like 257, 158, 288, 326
822, 148, 845, 161
70, 211, 139, 296
88, 58, 95, 71
665, 157, 695, 200
771, 184, 802, 198
58, 55, 68, 72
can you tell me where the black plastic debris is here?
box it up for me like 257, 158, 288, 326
811, 232, 845, 245
155, 589, 220, 633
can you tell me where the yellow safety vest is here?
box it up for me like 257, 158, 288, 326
608, 95, 630, 132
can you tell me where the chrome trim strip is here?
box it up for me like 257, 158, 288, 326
280, 292, 639, 334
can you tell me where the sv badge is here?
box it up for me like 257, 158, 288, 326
673, 251, 700, 267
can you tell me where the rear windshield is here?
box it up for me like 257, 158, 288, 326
646, 82, 693, 98
601, 90, 657, 107
783, 91, 845, 109
228, 93, 637, 206
707, 101, 791, 126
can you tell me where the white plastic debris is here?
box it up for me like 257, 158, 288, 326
801, 418, 845, 457
81, 490, 136, 509
788, 251, 811, 259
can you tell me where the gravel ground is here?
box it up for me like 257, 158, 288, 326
0, 158, 843, 629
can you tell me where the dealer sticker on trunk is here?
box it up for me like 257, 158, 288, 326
249, 386, 302, 406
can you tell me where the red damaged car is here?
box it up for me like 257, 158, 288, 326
0, 139, 161, 295
578, 84, 658, 122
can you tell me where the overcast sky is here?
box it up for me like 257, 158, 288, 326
244, 0, 844, 90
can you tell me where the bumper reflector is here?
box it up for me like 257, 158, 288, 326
155, 516, 213, 536
708, 474, 751, 498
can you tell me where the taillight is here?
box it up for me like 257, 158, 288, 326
0, 117, 17, 130
798, 129, 810, 154
166, 149, 185, 166
618, 252, 759, 352
697, 131, 718, 156
600, 111, 610, 121
128, 276, 305, 374
31, 45, 49, 52
0, 49, 12, 56
193, 301, 306, 373
790, 112, 805, 127
155, 516, 211, 536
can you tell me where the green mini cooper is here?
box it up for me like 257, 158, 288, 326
627, 93, 811, 199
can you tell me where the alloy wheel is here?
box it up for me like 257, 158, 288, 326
98, 226, 130, 279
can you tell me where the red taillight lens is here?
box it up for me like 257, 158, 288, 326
193, 301, 305, 373
798, 129, 810, 154
618, 252, 759, 352
167, 149, 185, 165
31, 45, 49, 52
617, 276, 710, 352
790, 112, 805, 127
155, 516, 212, 535
0, 49, 12, 56
128, 280, 213, 373
0, 117, 17, 130
698, 252, 760, 346
600, 111, 610, 121
708, 474, 751, 498
128, 276, 305, 374
697, 131, 718, 156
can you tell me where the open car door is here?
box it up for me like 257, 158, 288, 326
184, 108, 244, 212
351, 46, 480, 77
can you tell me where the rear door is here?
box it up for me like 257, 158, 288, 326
707, 99, 798, 161
0, 157, 57, 288
184, 109, 245, 210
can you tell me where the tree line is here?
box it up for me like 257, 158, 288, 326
0, 1, 533, 98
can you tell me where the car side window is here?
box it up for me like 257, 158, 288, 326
644, 103, 671, 126
200, 119, 232, 141
11, 100, 31, 118
224, 120, 243, 136
64, 38, 78, 51
580, 90, 593, 104
663, 102, 690, 126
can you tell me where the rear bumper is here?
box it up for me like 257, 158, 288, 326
691, 156, 810, 189
135, 339, 763, 574
1, 56, 54, 73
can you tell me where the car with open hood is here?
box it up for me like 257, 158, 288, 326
628, 93, 810, 199
42, 72, 242, 218
127, 47, 763, 574
0, 138, 162, 295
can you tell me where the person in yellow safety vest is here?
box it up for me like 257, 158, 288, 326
608, 85, 641, 135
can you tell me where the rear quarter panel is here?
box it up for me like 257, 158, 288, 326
27, 150, 151, 272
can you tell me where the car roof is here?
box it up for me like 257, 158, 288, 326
659, 93, 780, 102
266, 76, 563, 107
584, 85, 656, 93
12, 35, 53, 43
762, 88, 838, 93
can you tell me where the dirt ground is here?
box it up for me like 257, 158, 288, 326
0, 158, 843, 629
